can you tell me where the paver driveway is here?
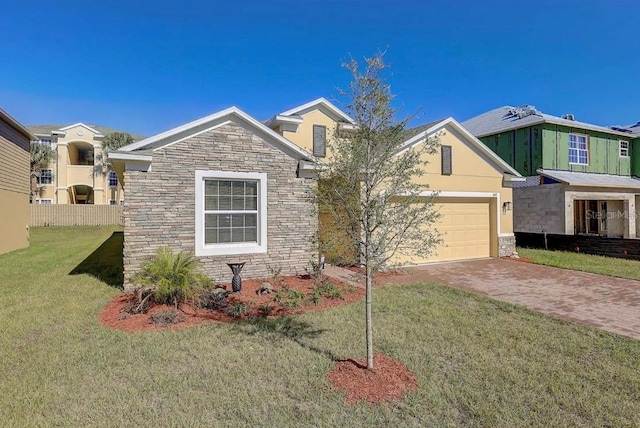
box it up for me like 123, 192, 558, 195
383, 258, 640, 340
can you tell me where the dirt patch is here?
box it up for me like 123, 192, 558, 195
328, 354, 418, 405
100, 276, 364, 333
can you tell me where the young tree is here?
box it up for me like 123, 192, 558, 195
317, 52, 441, 369
29, 141, 55, 202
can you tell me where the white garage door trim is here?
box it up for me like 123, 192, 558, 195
419, 191, 513, 239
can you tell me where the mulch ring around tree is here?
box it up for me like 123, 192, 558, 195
100, 275, 364, 333
328, 354, 418, 405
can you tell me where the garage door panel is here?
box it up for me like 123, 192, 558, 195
412, 200, 490, 264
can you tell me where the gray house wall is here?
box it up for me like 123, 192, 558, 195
513, 184, 565, 234
123, 122, 317, 288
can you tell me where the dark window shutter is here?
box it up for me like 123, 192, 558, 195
313, 125, 327, 157
441, 145, 452, 175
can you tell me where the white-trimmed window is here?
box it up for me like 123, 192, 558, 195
39, 138, 52, 147
37, 169, 53, 185
108, 171, 118, 187
195, 170, 267, 256
619, 140, 629, 158
569, 134, 588, 165
36, 199, 52, 204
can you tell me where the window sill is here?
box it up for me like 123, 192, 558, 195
195, 242, 267, 257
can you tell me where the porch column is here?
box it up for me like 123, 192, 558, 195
625, 198, 636, 239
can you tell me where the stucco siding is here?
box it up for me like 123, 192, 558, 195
123, 122, 317, 288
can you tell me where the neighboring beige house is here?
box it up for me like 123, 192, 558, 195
110, 108, 318, 287
27, 124, 144, 205
0, 108, 33, 255
269, 98, 523, 263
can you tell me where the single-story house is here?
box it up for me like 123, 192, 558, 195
110, 107, 319, 288
0, 108, 33, 255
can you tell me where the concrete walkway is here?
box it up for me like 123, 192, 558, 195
326, 259, 640, 340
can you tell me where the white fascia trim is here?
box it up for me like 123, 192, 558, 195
195, 170, 268, 256
58, 123, 104, 136
499, 233, 515, 237
279, 97, 355, 124
51, 130, 66, 136
419, 190, 502, 236
503, 175, 526, 182
398, 118, 522, 178
118, 107, 314, 161
265, 114, 304, 128
108, 152, 152, 162
151, 120, 233, 152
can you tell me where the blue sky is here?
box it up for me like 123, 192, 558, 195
1, 0, 638, 136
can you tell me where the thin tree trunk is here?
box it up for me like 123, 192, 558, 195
365, 260, 373, 369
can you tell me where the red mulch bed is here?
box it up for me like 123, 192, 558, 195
328, 354, 418, 405
100, 276, 364, 333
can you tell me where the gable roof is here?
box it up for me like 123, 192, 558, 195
27, 124, 146, 141
462, 105, 634, 138
115, 106, 315, 161
538, 169, 640, 190
275, 97, 355, 124
0, 107, 34, 140
399, 117, 522, 179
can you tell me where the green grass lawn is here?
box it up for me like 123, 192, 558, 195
518, 247, 640, 281
1, 228, 639, 426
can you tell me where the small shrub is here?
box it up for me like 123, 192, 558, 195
197, 288, 229, 311
308, 291, 321, 305
257, 304, 274, 316
284, 289, 305, 308
225, 302, 250, 318
314, 281, 344, 300
132, 247, 213, 309
148, 309, 184, 326
122, 287, 154, 315
268, 265, 285, 287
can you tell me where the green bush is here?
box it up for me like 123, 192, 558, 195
225, 302, 250, 318
132, 247, 213, 309
313, 281, 344, 300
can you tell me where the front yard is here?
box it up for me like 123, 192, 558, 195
518, 247, 640, 281
1, 227, 639, 426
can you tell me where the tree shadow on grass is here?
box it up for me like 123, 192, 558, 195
70, 231, 124, 289
234, 316, 340, 362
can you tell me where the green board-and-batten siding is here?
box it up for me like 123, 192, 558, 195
480, 124, 632, 176
632, 138, 640, 177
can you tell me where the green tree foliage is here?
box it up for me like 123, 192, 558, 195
96, 132, 134, 175
29, 141, 55, 202
317, 52, 441, 368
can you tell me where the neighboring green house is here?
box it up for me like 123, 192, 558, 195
463, 106, 640, 238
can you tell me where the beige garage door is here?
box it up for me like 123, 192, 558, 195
412, 200, 491, 264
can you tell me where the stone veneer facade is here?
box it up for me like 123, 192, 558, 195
498, 235, 516, 257
123, 122, 317, 289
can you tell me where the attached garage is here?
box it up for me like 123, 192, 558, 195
428, 198, 492, 262
398, 195, 499, 266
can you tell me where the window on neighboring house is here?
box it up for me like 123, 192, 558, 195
108, 171, 118, 187
569, 134, 588, 165
36, 199, 52, 204
313, 125, 327, 157
195, 171, 267, 256
37, 169, 53, 185
619, 140, 629, 158
39, 138, 52, 147
441, 145, 452, 175
108, 199, 117, 205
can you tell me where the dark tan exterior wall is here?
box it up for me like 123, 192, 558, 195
0, 119, 31, 254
